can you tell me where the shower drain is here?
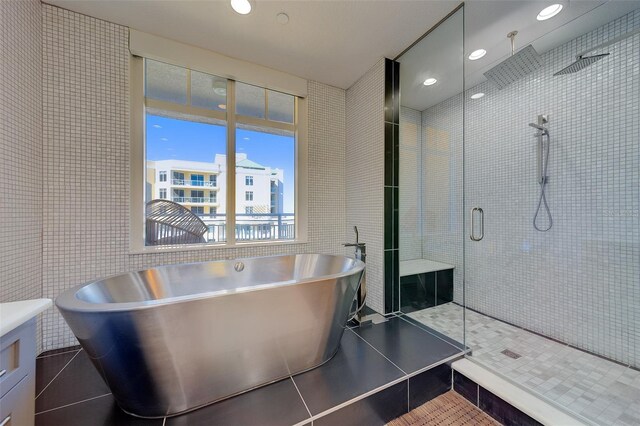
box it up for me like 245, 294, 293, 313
501, 349, 522, 359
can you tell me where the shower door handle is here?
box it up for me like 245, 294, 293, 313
470, 207, 484, 241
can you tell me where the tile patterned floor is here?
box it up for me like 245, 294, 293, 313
35, 318, 465, 426
409, 303, 640, 426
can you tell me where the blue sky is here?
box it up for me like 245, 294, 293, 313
146, 114, 295, 212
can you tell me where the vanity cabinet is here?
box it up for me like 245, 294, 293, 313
0, 319, 36, 426
0, 299, 51, 426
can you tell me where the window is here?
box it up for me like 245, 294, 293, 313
159, 171, 167, 182
173, 189, 184, 202
191, 174, 204, 186
159, 189, 167, 199
134, 57, 307, 250
173, 172, 185, 185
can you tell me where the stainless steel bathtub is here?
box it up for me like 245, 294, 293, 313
56, 254, 364, 418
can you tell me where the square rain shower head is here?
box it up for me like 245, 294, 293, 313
484, 45, 543, 90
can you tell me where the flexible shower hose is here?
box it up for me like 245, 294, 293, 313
533, 131, 553, 232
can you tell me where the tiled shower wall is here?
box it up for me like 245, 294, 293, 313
41, 4, 347, 350
421, 94, 464, 303
0, 0, 42, 304
346, 59, 385, 314
399, 107, 422, 262
421, 9, 640, 367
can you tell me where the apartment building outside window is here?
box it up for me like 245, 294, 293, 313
245, 176, 253, 186
245, 191, 253, 201
159, 189, 166, 199
159, 171, 167, 182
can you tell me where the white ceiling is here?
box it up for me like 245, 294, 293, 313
398, 0, 640, 111
44, 0, 462, 90
43, 0, 640, 104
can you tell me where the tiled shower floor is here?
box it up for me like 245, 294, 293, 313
408, 303, 640, 426
34, 317, 465, 426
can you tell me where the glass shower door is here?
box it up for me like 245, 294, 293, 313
462, 3, 640, 423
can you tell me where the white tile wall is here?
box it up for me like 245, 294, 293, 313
420, 9, 640, 367
0, 0, 42, 305
421, 94, 465, 303
40, 5, 347, 350
399, 107, 423, 261
346, 59, 385, 314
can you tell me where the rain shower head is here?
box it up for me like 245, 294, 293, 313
484, 31, 543, 90
553, 28, 640, 77
553, 53, 609, 76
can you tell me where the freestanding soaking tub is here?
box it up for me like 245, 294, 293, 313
56, 254, 364, 418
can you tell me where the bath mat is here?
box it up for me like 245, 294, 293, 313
387, 391, 501, 426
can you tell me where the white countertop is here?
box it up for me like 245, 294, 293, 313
0, 299, 52, 336
400, 259, 454, 277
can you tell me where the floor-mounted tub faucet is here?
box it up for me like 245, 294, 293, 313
344, 226, 369, 326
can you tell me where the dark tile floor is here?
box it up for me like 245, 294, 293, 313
35, 315, 464, 426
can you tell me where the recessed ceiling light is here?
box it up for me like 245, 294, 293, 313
231, 0, 252, 15
537, 4, 563, 21
276, 12, 289, 24
470, 92, 485, 100
423, 78, 437, 86
468, 49, 487, 60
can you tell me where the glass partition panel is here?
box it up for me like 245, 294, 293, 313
396, 7, 465, 348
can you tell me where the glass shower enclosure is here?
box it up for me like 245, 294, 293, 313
398, 2, 639, 424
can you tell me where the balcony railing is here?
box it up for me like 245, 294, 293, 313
172, 179, 217, 188
197, 214, 295, 243
172, 196, 217, 203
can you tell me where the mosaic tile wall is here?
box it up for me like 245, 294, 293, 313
421, 94, 464, 303
0, 0, 42, 304
422, 9, 640, 367
346, 59, 385, 314
399, 107, 422, 261
41, 4, 347, 350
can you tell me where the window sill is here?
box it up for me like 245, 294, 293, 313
129, 237, 308, 255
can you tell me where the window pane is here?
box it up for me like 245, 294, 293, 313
145, 59, 187, 104
235, 125, 295, 242
191, 71, 227, 111
236, 82, 265, 118
267, 90, 294, 123
145, 112, 227, 245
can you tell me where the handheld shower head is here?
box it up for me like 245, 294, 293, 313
529, 122, 548, 136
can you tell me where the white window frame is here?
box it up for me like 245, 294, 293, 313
129, 56, 308, 253
245, 176, 253, 186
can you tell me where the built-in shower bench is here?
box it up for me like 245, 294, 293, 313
399, 259, 455, 313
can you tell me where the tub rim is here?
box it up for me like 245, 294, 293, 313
56, 253, 365, 313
